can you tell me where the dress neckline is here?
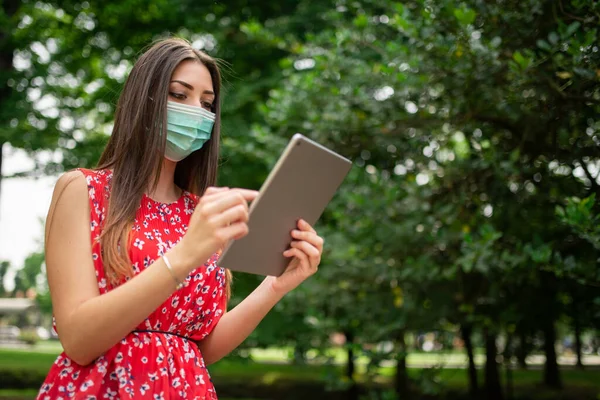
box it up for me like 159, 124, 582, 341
142, 191, 189, 207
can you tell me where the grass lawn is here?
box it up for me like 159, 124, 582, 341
1, 345, 598, 400
0, 349, 57, 372
250, 346, 489, 367
0, 390, 38, 399
0, 341, 518, 368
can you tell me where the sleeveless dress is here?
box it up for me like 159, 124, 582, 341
37, 168, 228, 400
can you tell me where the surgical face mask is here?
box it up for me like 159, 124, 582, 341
164, 100, 215, 162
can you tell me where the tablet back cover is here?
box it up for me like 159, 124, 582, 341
217, 134, 352, 276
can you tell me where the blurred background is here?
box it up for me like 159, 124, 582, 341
0, 0, 599, 399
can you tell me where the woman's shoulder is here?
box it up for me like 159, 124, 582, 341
53, 170, 88, 197
47, 171, 90, 224
53, 168, 112, 204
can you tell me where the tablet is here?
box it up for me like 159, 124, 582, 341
217, 133, 352, 276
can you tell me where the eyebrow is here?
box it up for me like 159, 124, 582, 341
170, 80, 214, 95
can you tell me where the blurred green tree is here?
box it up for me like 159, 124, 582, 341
250, 0, 599, 397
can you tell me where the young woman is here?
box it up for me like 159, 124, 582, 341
37, 37, 323, 399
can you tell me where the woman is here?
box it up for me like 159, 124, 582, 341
37, 37, 323, 399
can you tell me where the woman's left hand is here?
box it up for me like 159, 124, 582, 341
267, 219, 323, 296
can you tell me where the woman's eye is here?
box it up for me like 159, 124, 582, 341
202, 101, 213, 110
169, 92, 185, 100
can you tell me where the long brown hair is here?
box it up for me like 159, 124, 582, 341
97, 37, 231, 298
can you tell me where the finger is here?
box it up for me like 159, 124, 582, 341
217, 222, 249, 242
230, 189, 259, 202
283, 247, 310, 266
202, 191, 250, 215
291, 230, 324, 251
297, 219, 316, 234
203, 186, 230, 196
208, 189, 258, 203
290, 240, 320, 266
212, 204, 249, 227
203, 188, 257, 201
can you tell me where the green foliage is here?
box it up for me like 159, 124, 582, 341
13, 252, 44, 294
557, 194, 600, 250
18, 330, 39, 346
0, 261, 10, 296
248, 0, 600, 392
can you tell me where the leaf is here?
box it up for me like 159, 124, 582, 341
512, 51, 532, 70
396, 72, 407, 83
459, 304, 474, 314
573, 67, 596, 79
580, 193, 596, 210
453, 7, 476, 26
556, 71, 572, 79
548, 31, 559, 44
394, 294, 404, 308
536, 39, 551, 51
353, 14, 368, 29
513, 51, 525, 64
564, 21, 581, 38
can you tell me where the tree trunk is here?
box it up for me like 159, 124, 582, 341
573, 307, 584, 370
542, 319, 562, 389
461, 324, 479, 399
484, 329, 503, 400
395, 330, 410, 400
292, 343, 306, 365
504, 334, 514, 400
344, 331, 358, 400
516, 329, 528, 369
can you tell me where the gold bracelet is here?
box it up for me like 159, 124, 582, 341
162, 255, 183, 290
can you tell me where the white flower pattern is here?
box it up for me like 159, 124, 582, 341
37, 169, 226, 399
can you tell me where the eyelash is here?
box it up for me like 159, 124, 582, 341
169, 92, 185, 100
169, 92, 213, 110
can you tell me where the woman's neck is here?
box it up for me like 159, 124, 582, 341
147, 159, 181, 203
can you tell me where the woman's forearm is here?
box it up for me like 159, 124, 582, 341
197, 277, 282, 365
59, 247, 192, 366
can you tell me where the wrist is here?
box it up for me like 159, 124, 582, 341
166, 243, 195, 277
161, 254, 184, 290
262, 276, 287, 300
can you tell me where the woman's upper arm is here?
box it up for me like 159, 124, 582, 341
45, 170, 100, 340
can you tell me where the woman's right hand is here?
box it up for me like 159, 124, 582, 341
171, 187, 259, 272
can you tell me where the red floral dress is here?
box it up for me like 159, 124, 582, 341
37, 169, 227, 400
